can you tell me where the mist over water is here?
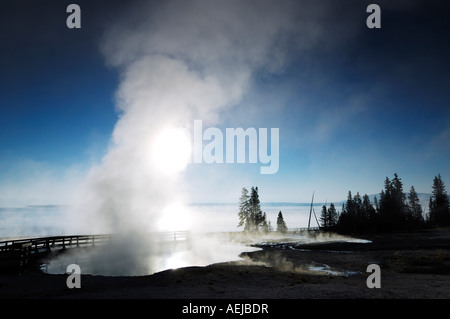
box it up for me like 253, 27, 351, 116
0, 203, 372, 276
0, 206, 72, 239
189, 204, 321, 232
0, 204, 321, 238
0, 204, 328, 276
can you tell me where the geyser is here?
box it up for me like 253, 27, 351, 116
66, 0, 337, 275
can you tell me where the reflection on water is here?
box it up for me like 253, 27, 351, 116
42, 232, 264, 276
307, 263, 360, 277
41, 231, 369, 277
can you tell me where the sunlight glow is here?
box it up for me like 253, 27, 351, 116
164, 252, 190, 270
151, 127, 191, 174
158, 202, 191, 232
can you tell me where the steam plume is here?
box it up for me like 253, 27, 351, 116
77, 0, 304, 233
70, 0, 331, 274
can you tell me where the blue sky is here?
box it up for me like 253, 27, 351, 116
1, 0, 449, 206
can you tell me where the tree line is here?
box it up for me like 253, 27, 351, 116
238, 173, 449, 234
321, 173, 450, 234
238, 186, 288, 233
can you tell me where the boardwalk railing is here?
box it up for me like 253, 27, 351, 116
0, 234, 112, 254
0, 234, 113, 272
289, 227, 321, 233
156, 231, 191, 242
0, 231, 191, 272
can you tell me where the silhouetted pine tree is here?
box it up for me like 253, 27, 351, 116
378, 173, 407, 231
362, 194, 376, 220
336, 191, 358, 232
320, 205, 328, 228
361, 194, 377, 231
238, 187, 251, 231
238, 186, 268, 232
407, 185, 424, 224
333, 173, 448, 234
392, 173, 407, 211
429, 174, 450, 226
276, 211, 288, 233
320, 204, 338, 229
327, 203, 338, 228
251, 187, 265, 231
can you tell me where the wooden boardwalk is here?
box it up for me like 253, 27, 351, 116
0, 231, 190, 273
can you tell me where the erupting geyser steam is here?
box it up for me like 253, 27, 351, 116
60, 0, 331, 275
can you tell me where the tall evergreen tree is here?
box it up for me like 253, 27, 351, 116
250, 187, 264, 231
337, 191, 358, 232
238, 186, 268, 232
320, 205, 328, 228
327, 203, 338, 227
429, 174, 450, 226
276, 211, 288, 233
353, 192, 365, 227
407, 185, 423, 223
392, 173, 407, 211
362, 194, 376, 220
379, 177, 393, 218
238, 187, 251, 231
345, 191, 354, 215
379, 173, 407, 230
